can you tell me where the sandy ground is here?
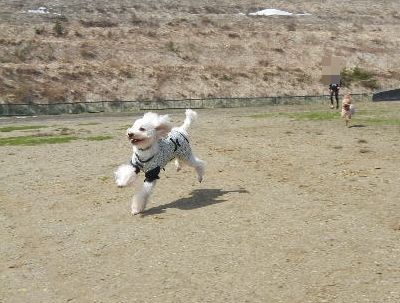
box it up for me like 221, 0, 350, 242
1, 103, 400, 303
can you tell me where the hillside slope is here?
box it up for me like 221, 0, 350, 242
1, 0, 399, 103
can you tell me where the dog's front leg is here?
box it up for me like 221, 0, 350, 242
114, 164, 138, 187
131, 180, 157, 215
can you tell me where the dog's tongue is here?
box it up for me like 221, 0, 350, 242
131, 138, 143, 144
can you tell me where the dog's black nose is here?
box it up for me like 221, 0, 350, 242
128, 132, 134, 138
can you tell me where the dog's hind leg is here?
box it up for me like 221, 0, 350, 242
185, 155, 205, 183
174, 159, 182, 172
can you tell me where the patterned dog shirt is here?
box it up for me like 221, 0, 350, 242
130, 130, 192, 182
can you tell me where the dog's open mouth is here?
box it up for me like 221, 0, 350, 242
130, 138, 144, 144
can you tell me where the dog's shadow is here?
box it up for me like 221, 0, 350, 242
141, 188, 249, 216
349, 124, 366, 128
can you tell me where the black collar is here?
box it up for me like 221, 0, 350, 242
135, 153, 154, 163
138, 146, 151, 151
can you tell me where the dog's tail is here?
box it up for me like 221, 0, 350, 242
180, 109, 198, 132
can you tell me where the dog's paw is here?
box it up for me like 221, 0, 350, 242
131, 208, 142, 215
115, 176, 129, 187
116, 181, 127, 188
195, 162, 205, 183
131, 198, 145, 215
114, 164, 136, 187
174, 159, 182, 172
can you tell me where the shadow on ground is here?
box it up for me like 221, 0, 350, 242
142, 188, 249, 216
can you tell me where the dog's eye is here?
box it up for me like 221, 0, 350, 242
139, 127, 146, 131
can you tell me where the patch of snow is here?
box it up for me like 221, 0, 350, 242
25, 7, 61, 16
249, 9, 311, 16
27, 7, 50, 14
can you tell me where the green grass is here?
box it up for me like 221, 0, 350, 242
358, 117, 400, 126
78, 122, 100, 126
250, 111, 338, 121
84, 135, 113, 141
0, 135, 79, 146
0, 125, 47, 132
352, 109, 400, 125
287, 111, 338, 121
249, 113, 277, 119
99, 176, 110, 182
118, 125, 131, 130
250, 109, 400, 125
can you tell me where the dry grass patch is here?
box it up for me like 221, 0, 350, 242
0, 135, 79, 146
84, 135, 113, 141
0, 125, 47, 132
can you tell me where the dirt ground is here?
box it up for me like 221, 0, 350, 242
1, 103, 400, 303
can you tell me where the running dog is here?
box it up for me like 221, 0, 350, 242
341, 94, 355, 127
115, 109, 205, 214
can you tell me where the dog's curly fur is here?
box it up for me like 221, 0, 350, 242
115, 109, 205, 214
341, 94, 355, 127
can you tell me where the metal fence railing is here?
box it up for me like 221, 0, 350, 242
0, 93, 371, 116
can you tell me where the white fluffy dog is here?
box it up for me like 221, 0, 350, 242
115, 109, 205, 215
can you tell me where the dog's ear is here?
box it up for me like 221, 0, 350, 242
155, 114, 172, 139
